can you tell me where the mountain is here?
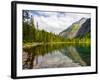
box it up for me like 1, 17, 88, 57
76, 18, 91, 38
59, 18, 91, 39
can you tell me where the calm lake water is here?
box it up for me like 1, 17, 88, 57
23, 43, 91, 69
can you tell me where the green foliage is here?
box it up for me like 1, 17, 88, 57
23, 22, 67, 43
23, 15, 90, 44
71, 24, 80, 32
23, 22, 35, 43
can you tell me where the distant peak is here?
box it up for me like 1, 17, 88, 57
79, 17, 87, 21
79, 17, 87, 25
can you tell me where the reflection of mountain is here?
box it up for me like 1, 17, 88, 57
23, 44, 90, 69
60, 46, 90, 66
60, 46, 87, 66
76, 46, 91, 66
59, 18, 91, 39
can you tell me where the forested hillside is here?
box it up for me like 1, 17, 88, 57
23, 22, 66, 43
23, 10, 90, 48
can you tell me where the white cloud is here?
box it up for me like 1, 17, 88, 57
31, 11, 90, 34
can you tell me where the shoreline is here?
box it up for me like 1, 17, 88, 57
23, 42, 90, 48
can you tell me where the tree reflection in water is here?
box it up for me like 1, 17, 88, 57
23, 43, 90, 69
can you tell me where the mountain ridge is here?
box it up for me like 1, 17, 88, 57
59, 18, 91, 39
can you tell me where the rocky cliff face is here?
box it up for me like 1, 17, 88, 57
76, 18, 91, 38
59, 18, 91, 39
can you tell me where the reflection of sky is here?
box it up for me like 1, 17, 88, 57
29, 10, 91, 34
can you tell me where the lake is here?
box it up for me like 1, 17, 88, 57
23, 43, 91, 69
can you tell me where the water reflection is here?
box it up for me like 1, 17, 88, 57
23, 43, 90, 69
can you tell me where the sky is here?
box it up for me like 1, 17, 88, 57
27, 10, 91, 34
